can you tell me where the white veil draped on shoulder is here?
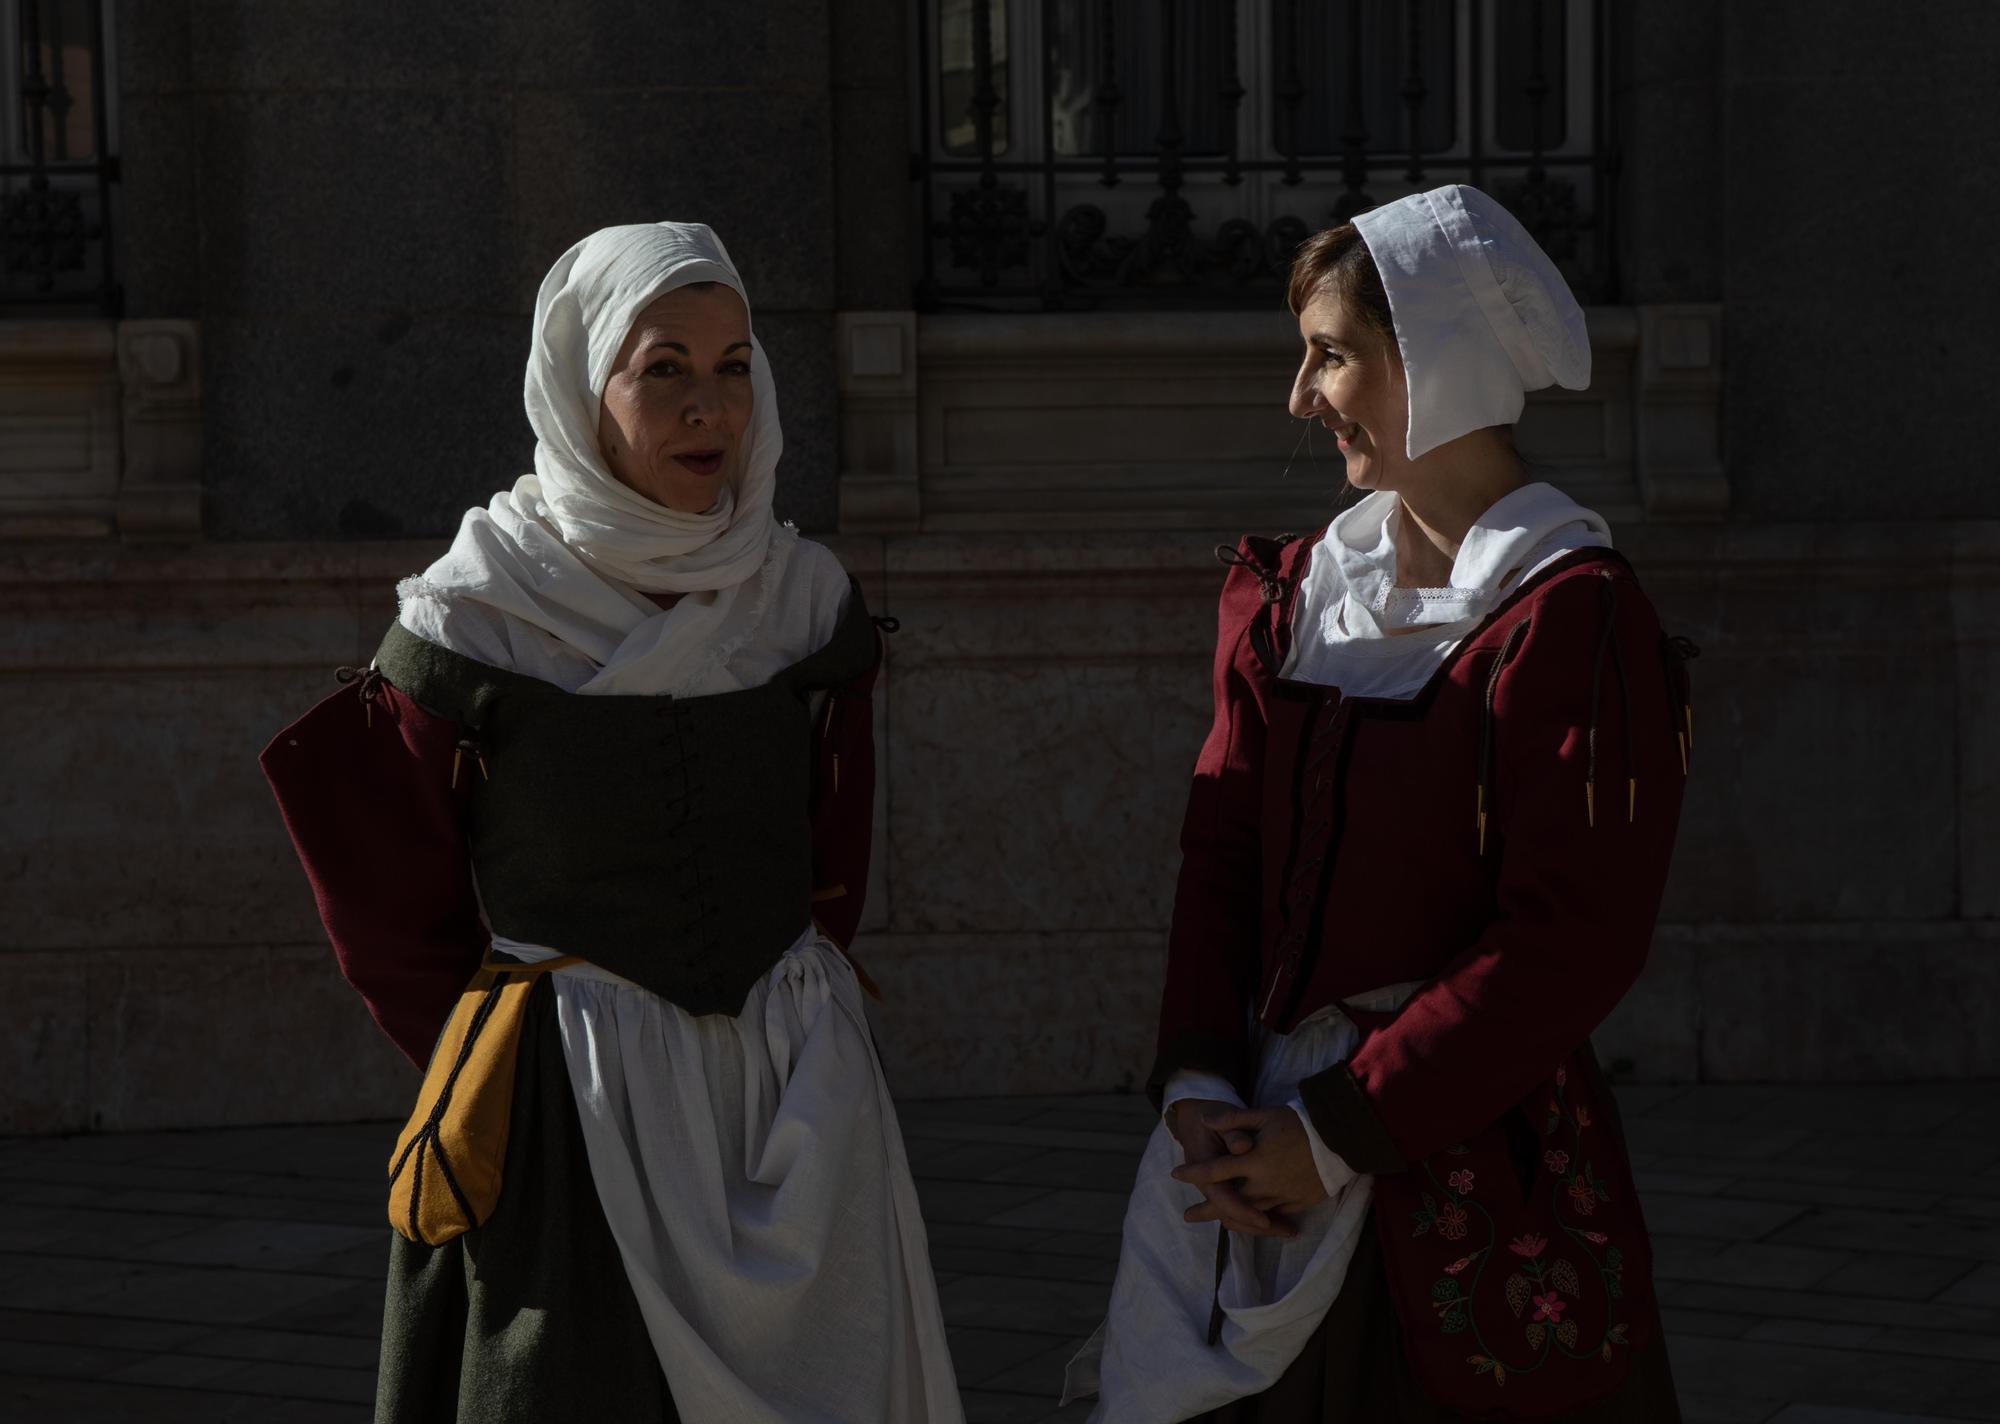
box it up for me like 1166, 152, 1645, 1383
398, 222, 807, 697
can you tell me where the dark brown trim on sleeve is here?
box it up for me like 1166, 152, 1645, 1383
1296, 1059, 1409, 1175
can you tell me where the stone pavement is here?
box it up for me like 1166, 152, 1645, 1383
1, 1085, 1997, 1423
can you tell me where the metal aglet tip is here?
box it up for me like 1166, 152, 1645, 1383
832, 753, 840, 796
1585, 780, 1596, 829
1628, 777, 1636, 823
451, 748, 462, 790
1685, 705, 1694, 750
476, 755, 489, 781
1477, 810, 1488, 856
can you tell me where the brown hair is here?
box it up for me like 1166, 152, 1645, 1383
1285, 224, 1395, 340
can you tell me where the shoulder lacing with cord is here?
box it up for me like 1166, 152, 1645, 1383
1213, 542, 1289, 604
333, 664, 385, 727
1476, 575, 1699, 853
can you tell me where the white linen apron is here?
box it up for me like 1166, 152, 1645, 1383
499, 930, 962, 1424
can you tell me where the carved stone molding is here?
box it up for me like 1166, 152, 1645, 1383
840, 306, 1730, 533
1635, 303, 1728, 519
116, 321, 203, 539
835, 311, 921, 532
0, 318, 203, 541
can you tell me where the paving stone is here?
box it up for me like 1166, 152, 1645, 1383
911, 1141, 1042, 1181
948, 1327, 1076, 1387
929, 1244, 1118, 1285
1679, 1395, 1784, 1423
986, 1150, 1147, 1193
1663, 1280, 2000, 1334
960, 1387, 1062, 1422
989, 1189, 1132, 1235
938, 1274, 1112, 1336
1767, 1408, 1980, 1423
1769, 1210, 2000, 1266
1643, 1193, 1812, 1241
1726, 1179, 1946, 1214
1666, 1335, 1981, 1412
1651, 1237, 1855, 1290
915, 1179, 1058, 1225
0, 1374, 369, 1422
1664, 1306, 1765, 1339
1811, 1251, 1979, 1302
1940, 1263, 2000, 1308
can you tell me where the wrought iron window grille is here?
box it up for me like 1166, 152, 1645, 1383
914, 0, 1615, 312
3, 0, 120, 316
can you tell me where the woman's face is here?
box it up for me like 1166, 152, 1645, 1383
1287, 290, 1408, 493
596, 283, 754, 513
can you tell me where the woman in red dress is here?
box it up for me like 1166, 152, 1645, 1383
1075, 185, 1691, 1422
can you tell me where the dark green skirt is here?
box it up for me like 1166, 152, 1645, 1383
375, 980, 679, 1423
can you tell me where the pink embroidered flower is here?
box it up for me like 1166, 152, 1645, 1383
1582, 1231, 1609, 1245
1543, 1150, 1570, 1174
1437, 1203, 1470, 1241
1532, 1292, 1567, 1324
1508, 1233, 1548, 1259
1448, 1169, 1476, 1194
1444, 1255, 1476, 1276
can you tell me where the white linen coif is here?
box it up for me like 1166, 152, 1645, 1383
1354, 184, 1591, 459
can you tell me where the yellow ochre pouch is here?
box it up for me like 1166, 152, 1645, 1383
387, 954, 578, 1246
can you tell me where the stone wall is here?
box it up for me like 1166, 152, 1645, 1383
114, 0, 849, 539
6, 522, 1995, 1133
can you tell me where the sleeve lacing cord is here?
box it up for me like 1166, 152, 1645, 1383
333, 665, 385, 728
1661, 634, 1699, 774
450, 734, 489, 790
1213, 543, 1288, 604
1585, 573, 1635, 828
1476, 618, 1531, 855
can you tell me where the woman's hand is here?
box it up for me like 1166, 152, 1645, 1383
1171, 1106, 1328, 1230
1166, 1098, 1296, 1238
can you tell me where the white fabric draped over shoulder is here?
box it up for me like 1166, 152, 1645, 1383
398, 221, 792, 696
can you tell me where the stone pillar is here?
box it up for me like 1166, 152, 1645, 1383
836, 311, 922, 531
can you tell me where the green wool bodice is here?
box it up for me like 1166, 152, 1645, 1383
372, 583, 876, 1014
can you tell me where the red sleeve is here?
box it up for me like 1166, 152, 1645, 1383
259, 675, 486, 1068
1319, 569, 1685, 1167
1148, 564, 1271, 1103
807, 626, 883, 953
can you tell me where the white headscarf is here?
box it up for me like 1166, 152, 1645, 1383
1353, 184, 1590, 460
399, 222, 797, 695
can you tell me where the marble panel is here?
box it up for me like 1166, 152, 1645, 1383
508, 88, 835, 317
0, 953, 91, 1134
85, 944, 412, 1132
2, 668, 339, 951
192, 91, 516, 321
200, 314, 527, 543
1594, 932, 1700, 1085
1692, 924, 2000, 1081
860, 932, 1161, 1098
886, 656, 1209, 934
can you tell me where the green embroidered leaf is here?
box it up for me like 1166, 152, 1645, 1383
1505, 1273, 1534, 1318
1412, 1211, 1433, 1238
1422, 1192, 1439, 1214
1446, 1143, 1471, 1155
1432, 1278, 1462, 1301
1525, 1322, 1547, 1349
1608, 1323, 1630, 1345
1557, 1318, 1580, 1349
1545, 1114, 1561, 1135
1441, 1308, 1468, 1334
1606, 1276, 1624, 1300
1604, 1247, 1624, 1270
1470, 1355, 1496, 1375
1550, 1258, 1582, 1296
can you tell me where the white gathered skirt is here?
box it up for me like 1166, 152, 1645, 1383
498, 928, 963, 1424
1069, 992, 1412, 1424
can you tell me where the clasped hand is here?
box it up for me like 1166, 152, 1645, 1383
1166, 1098, 1327, 1238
